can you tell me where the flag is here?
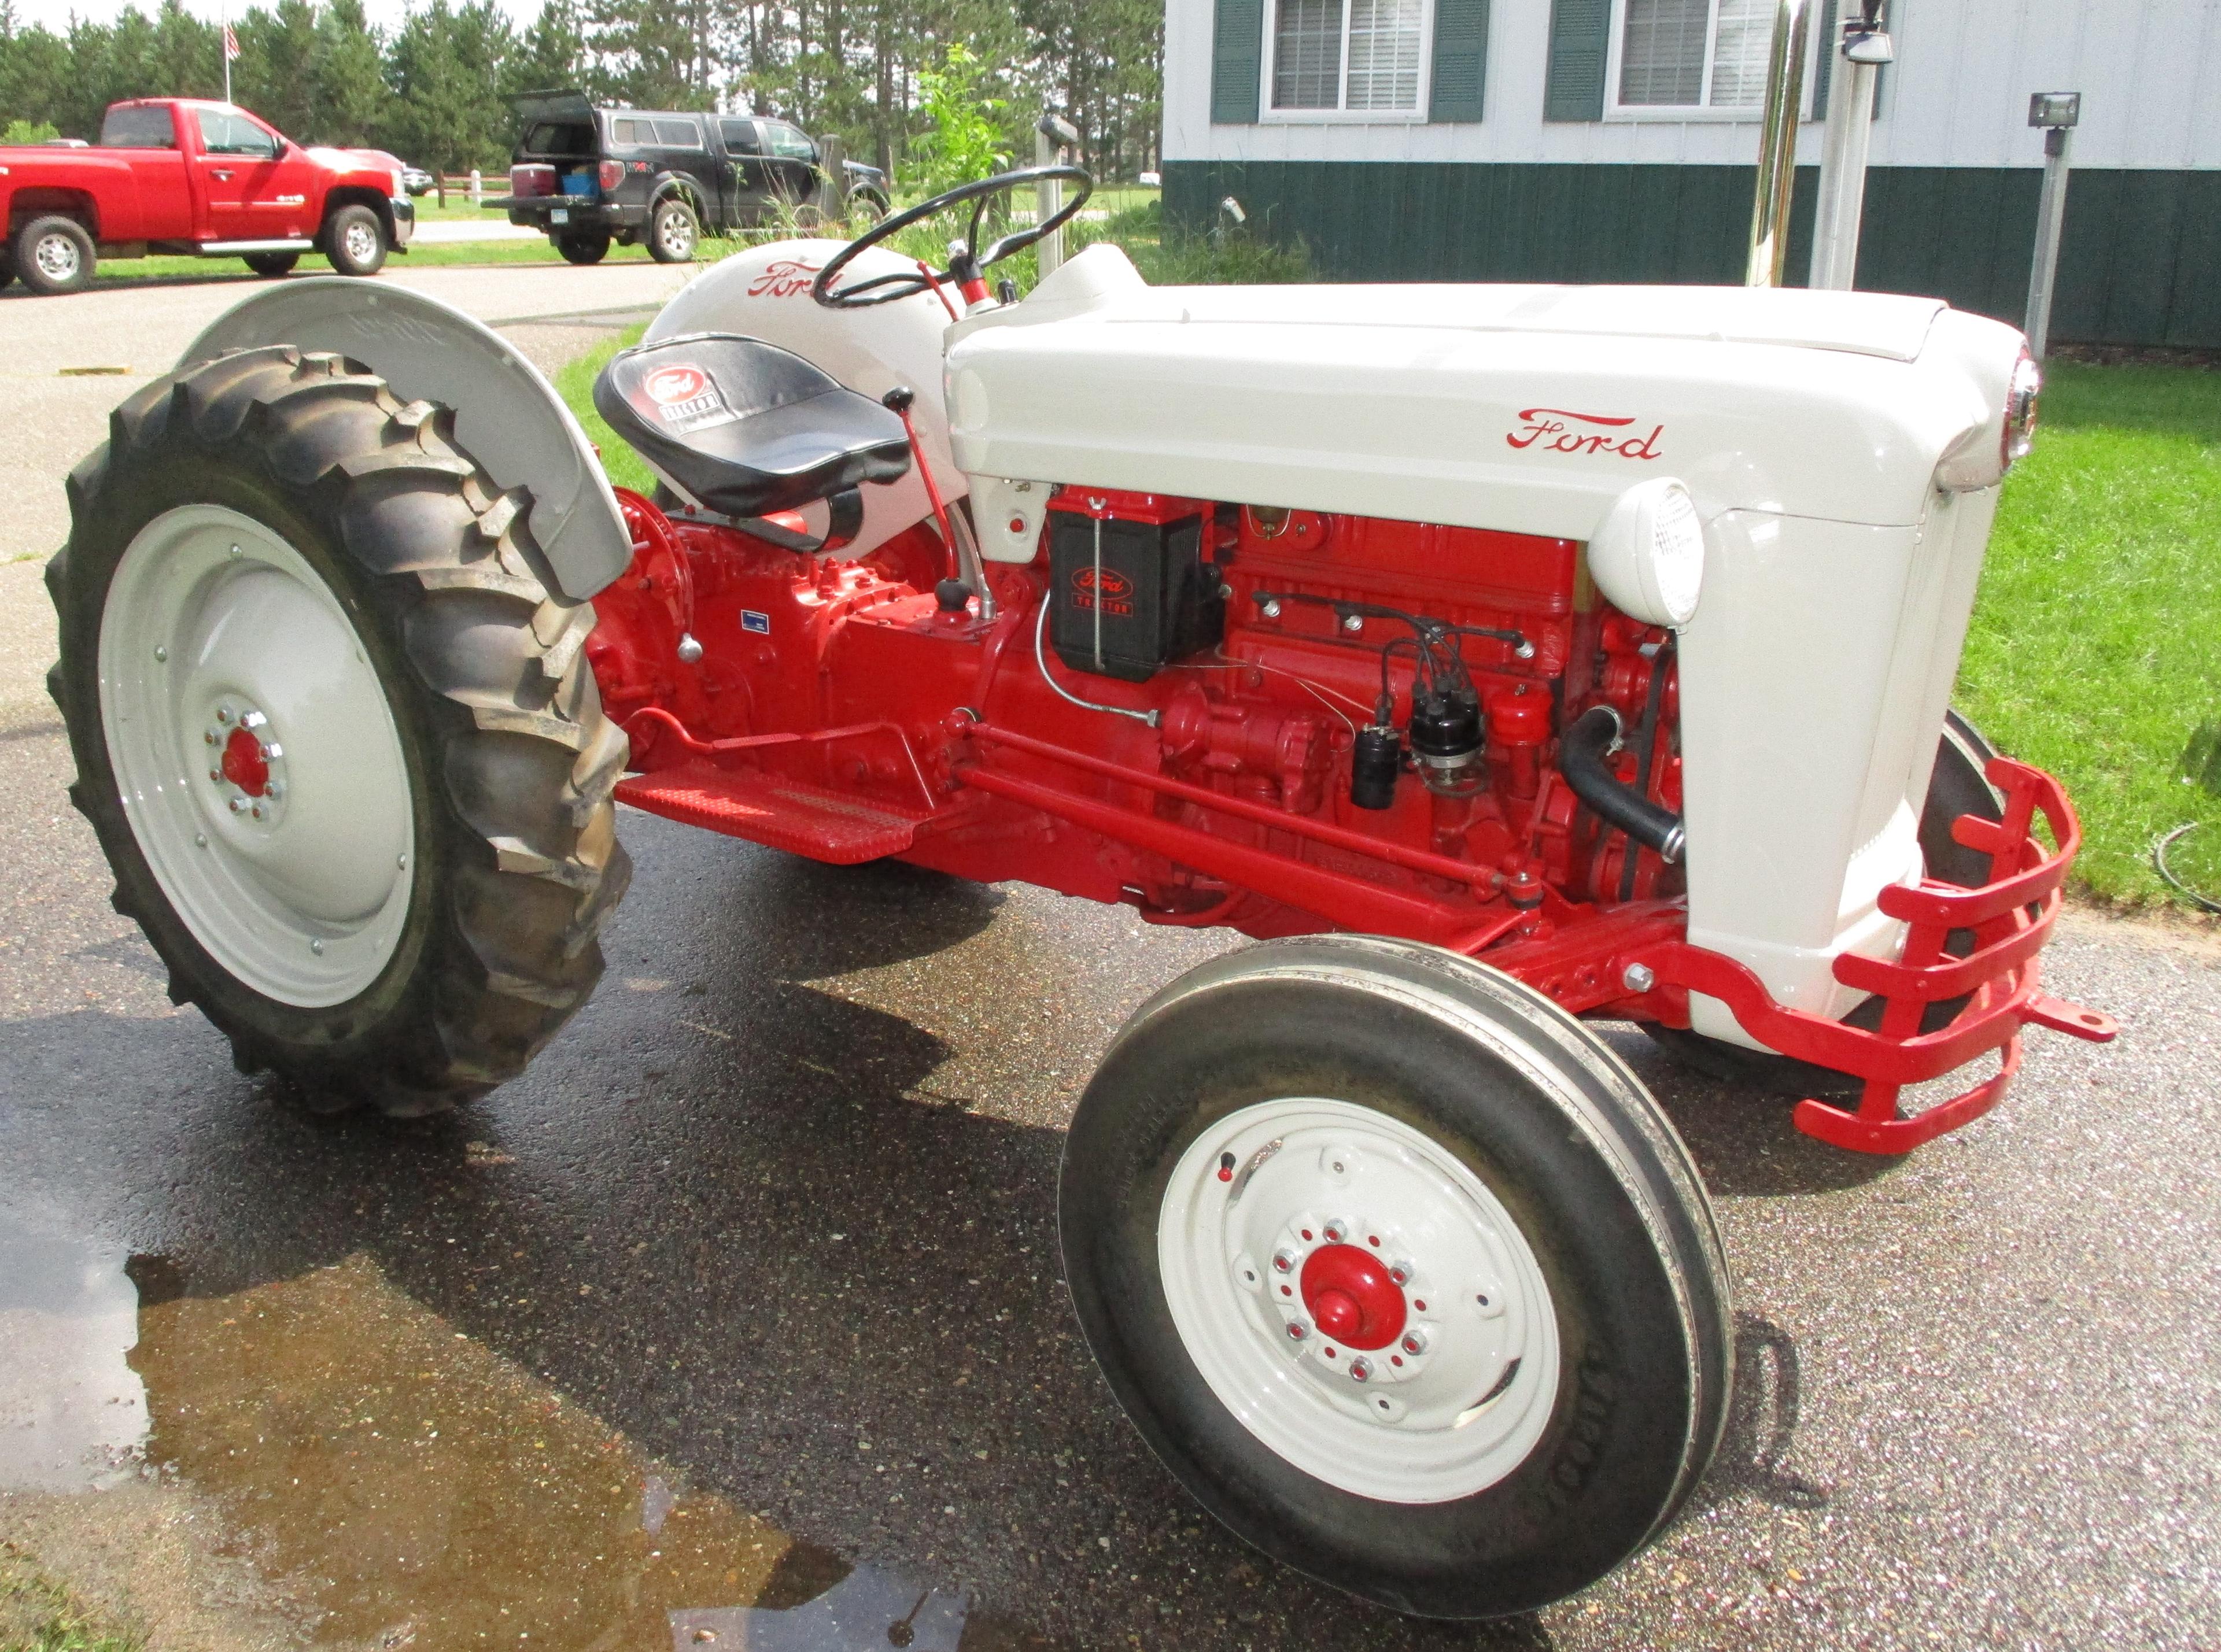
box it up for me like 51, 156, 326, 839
223, 24, 239, 58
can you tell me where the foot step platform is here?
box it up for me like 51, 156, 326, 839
614, 762, 934, 864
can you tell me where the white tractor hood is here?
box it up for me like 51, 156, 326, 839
945, 246, 2023, 537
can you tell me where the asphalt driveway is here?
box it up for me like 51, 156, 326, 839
1, 267, 2216, 1652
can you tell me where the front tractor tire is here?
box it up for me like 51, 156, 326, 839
1060, 936, 1733, 1620
47, 346, 630, 1116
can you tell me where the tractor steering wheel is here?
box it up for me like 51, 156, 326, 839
810, 164, 1094, 310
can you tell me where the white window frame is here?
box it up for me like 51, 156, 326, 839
1602, 0, 1824, 123
1258, 0, 1437, 125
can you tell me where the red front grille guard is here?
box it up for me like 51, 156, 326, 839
1633, 758, 2116, 1154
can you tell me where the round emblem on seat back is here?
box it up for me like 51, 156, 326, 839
643, 364, 710, 406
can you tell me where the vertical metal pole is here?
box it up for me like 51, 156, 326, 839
1036, 127, 1065, 278
1746, 0, 1813, 287
1809, 4, 1886, 289
2024, 125, 2073, 357
222, 0, 233, 105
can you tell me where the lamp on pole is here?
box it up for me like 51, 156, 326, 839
1807, 1, 1892, 290
2023, 92, 2080, 359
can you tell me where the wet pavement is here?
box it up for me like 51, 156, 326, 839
5, 757, 2220, 1647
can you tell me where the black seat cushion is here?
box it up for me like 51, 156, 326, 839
592, 332, 912, 519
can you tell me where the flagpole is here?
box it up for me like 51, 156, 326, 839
222, 0, 232, 103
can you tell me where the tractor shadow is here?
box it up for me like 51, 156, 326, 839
1600, 1023, 1908, 1198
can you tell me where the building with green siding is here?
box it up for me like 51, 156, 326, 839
1165, 0, 2220, 349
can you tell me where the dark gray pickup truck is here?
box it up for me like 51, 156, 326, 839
495, 89, 891, 264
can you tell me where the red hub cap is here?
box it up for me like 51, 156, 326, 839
1298, 1243, 1407, 1350
220, 725, 271, 796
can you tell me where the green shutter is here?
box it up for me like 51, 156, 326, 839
1544, 0, 1610, 122
1212, 0, 1265, 124
1430, 0, 1490, 122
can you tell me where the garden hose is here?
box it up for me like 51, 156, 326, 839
2153, 822, 2221, 915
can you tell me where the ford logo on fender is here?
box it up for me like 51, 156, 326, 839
1507, 407, 1664, 460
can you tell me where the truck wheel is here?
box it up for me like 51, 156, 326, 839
45, 346, 630, 1117
556, 230, 610, 266
648, 197, 699, 263
323, 205, 388, 277
847, 190, 889, 227
1643, 707, 2009, 1097
244, 251, 300, 278
16, 215, 95, 295
1060, 936, 1732, 1620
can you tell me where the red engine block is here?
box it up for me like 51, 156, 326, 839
585, 485, 2109, 1153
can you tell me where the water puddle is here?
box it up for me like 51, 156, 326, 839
3, 1221, 1052, 1649
0, 1215, 147, 1491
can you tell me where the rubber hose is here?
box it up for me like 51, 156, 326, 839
1561, 705, 1685, 864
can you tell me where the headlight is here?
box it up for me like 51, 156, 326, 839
1588, 477, 1706, 630
2002, 346, 2041, 469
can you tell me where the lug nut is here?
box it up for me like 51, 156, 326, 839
1349, 1358, 1371, 1382
1272, 1249, 1297, 1274
1286, 1320, 1308, 1341
216, 707, 231, 724
204, 730, 216, 746
310, 938, 324, 955
1401, 1330, 1427, 1356
153, 645, 168, 663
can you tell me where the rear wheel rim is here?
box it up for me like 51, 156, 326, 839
660, 209, 693, 257
342, 220, 379, 266
97, 504, 415, 1007
35, 232, 79, 282
1157, 1096, 1560, 1504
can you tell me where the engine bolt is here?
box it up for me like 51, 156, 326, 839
1349, 1358, 1371, 1382
1341, 614, 1364, 634
1623, 962, 1657, 993
1260, 598, 1282, 619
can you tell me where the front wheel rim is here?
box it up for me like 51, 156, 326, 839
344, 222, 378, 265
1158, 1096, 1560, 1504
97, 504, 416, 1007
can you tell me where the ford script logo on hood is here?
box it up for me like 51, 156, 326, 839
1506, 408, 1664, 460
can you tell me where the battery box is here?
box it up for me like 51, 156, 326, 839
1046, 488, 1223, 682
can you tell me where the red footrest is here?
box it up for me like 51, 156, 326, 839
615, 762, 931, 864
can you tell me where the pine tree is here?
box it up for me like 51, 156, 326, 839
315, 0, 390, 147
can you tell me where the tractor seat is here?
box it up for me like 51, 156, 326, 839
592, 332, 913, 520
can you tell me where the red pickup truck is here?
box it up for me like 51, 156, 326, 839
0, 98, 414, 295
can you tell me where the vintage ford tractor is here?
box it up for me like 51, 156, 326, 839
47, 167, 2116, 1618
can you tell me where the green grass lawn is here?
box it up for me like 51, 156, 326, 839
1964, 362, 2221, 909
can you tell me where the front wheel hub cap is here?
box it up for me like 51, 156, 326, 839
1299, 1244, 1405, 1350
1158, 1097, 1560, 1503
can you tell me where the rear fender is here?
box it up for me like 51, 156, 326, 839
180, 278, 630, 601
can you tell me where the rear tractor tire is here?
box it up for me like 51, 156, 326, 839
46, 345, 631, 1116
1060, 936, 1733, 1619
